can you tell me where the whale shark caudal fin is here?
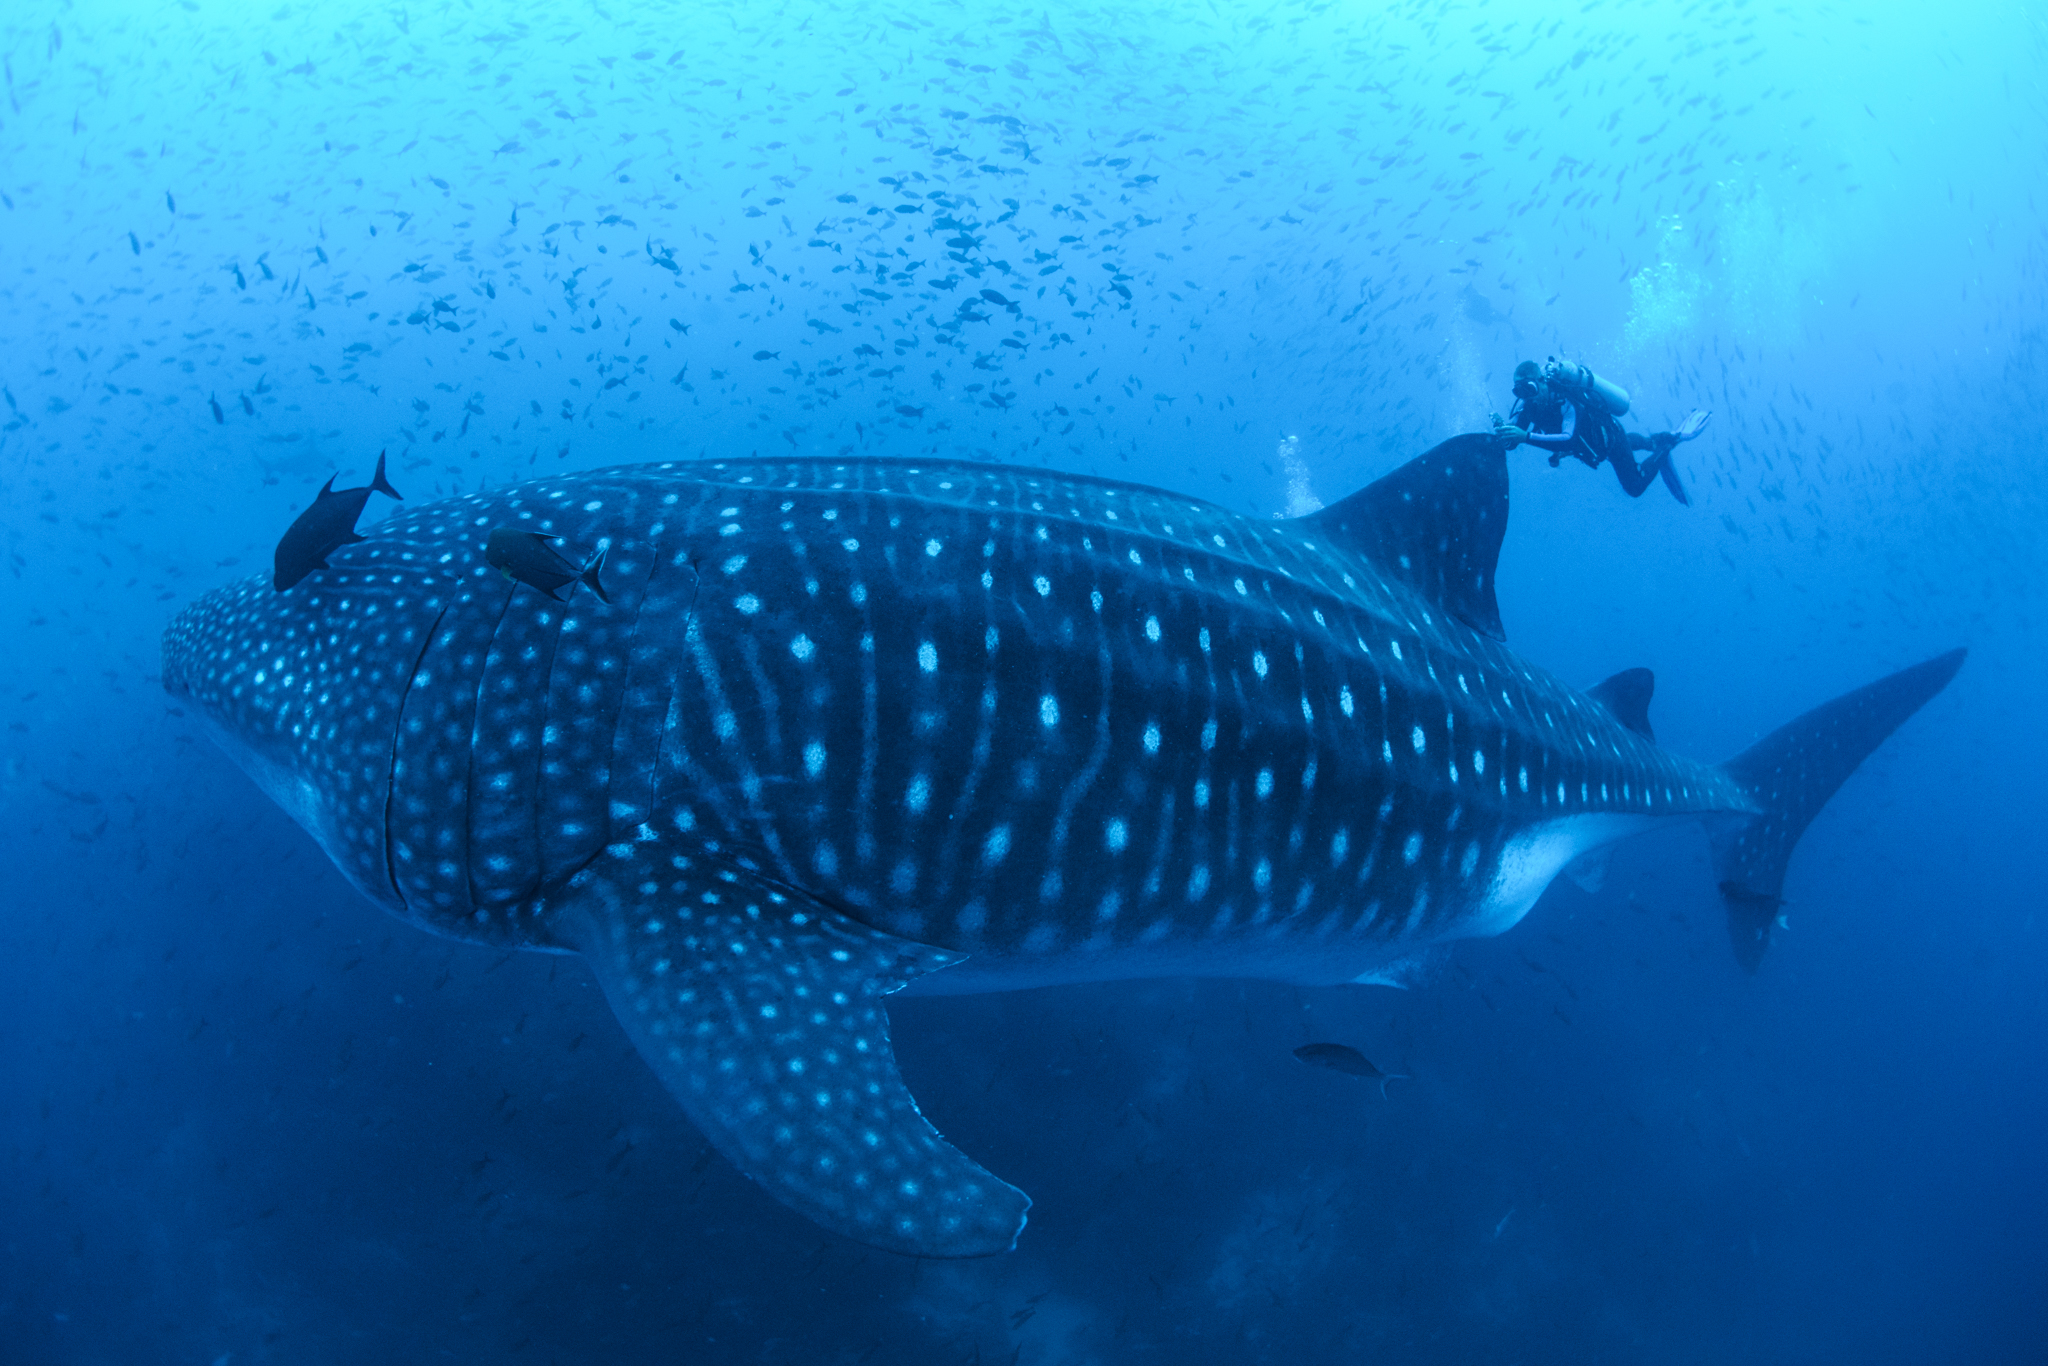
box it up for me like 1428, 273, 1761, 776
554, 840, 1030, 1257
1302, 432, 1510, 641
1711, 648, 1966, 972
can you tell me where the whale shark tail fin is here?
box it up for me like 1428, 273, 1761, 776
557, 841, 1029, 1257
1711, 648, 1965, 971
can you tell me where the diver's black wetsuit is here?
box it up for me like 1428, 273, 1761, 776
1509, 391, 1673, 498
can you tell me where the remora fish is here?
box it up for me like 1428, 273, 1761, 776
484, 527, 610, 603
272, 451, 403, 591
162, 436, 1963, 1257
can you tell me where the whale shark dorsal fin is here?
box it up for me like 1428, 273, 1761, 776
1587, 667, 1656, 742
555, 841, 1030, 1257
1300, 432, 1509, 641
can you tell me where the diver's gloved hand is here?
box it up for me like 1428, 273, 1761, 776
1493, 423, 1528, 445
1674, 408, 1711, 443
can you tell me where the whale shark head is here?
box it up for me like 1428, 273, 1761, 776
162, 557, 450, 919
166, 576, 352, 892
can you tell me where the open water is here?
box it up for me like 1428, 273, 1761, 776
2, 2, 2044, 1361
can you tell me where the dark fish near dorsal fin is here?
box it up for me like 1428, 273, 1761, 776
366, 450, 402, 502
579, 544, 610, 604
272, 450, 403, 592
1587, 667, 1656, 742
485, 527, 610, 603
1299, 432, 1509, 640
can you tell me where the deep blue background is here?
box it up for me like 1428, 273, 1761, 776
3, 1, 2044, 1361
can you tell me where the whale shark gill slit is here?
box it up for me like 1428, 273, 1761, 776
462, 584, 524, 916
644, 560, 704, 839
610, 539, 697, 844
384, 600, 452, 910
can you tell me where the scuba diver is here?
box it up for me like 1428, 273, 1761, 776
1493, 358, 1709, 505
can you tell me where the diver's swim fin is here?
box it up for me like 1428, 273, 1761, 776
1657, 451, 1690, 505
1674, 408, 1711, 442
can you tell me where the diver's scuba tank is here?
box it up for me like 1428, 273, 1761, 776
1544, 356, 1631, 417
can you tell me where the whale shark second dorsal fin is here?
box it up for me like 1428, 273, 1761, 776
1587, 667, 1657, 742
1300, 432, 1509, 641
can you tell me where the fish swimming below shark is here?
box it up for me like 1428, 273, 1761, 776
160, 434, 1963, 1257
1293, 1041, 1407, 1098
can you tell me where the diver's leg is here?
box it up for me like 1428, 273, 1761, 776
1607, 442, 1657, 497
1633, 431, 1690, 504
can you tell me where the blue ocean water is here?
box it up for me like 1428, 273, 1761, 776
3, 0, 2044, 1360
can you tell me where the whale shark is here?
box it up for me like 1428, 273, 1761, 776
161, 434, 1963, 1256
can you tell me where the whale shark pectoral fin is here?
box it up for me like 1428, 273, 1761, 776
553, 843, 1030, 1257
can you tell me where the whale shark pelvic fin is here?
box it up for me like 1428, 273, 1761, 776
555, 839, 1029, 1257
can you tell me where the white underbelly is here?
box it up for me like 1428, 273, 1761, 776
894, 929, 1439, 994
1453, 813, 1667, 940
893, 812, 1675, 996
